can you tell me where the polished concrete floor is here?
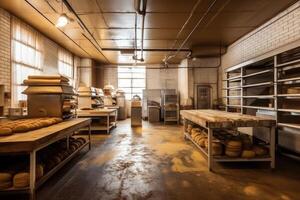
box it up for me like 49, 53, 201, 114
6, 119, 300, 200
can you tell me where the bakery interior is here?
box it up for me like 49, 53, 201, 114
0, 0, 300, 199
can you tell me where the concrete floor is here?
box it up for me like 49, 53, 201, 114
6, 119, 300, 200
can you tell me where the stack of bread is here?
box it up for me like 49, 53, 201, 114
0, 117, 63, 136
0, 137, 86, 189
187, 126, 269, 159
225, 140, 243, 157
189, 128, 223, 156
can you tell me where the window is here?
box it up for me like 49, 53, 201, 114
58, 48, 73, 79
12, 17, 43, 106
118, 66, 146, 100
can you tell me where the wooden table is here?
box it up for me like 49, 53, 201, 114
0, 118, 91, 200
180, 109, 276, 171
77, 108, 117, 134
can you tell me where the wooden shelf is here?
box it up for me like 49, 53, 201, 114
243, 69, 272, 78
243, 81, 272, 88
243, 105, 275, 111
276, 58, 300, 67
184, 132, 271, 162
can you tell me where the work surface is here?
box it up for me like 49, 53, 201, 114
0, 118, 91, 153
77, 109, 117, 116
180, 109, 276, 128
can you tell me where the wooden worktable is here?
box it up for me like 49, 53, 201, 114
77, 108, 117, 116
0, 118, 91, 200
180, 109, 276, 129
180, 109, 276, 171
77, 109, 117, 133
0, 118, 91, 153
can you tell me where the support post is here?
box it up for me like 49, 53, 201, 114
208, 128, 213, 171
88, 124, 91, 150
107, 114, 110, 134
29, 151, 36, 200
270, 126, 276, 169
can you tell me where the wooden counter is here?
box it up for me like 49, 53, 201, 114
180, 109, 276, 171
180, 109, 276, 129
0, 118, 91, 153
77, 109, 117, 133
0, 118, 91, 200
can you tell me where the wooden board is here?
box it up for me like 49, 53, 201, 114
77, 109, 117, 117
180, 109, 275, 128
0, 118, 91, 153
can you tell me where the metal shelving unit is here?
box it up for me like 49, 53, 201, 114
225, 45, 300, 154
163, 93, 179, 124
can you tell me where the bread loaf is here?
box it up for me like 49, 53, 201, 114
225, 140, 242, 157
13, 173, 29, 188
36, 164, 44, 180
13, 124, 30, 133
253, 145, 268, 156
241, 150, 256, 158
0, 172, 13, 189
0, 127, 13, 136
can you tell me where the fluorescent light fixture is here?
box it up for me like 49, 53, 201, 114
56, 14, 69, 27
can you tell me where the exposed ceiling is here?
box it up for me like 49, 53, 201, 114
0, 0, 297, 65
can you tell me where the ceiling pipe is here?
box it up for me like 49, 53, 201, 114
61, 0, 110, 63
133, 0, 147, 62
102, 48, 191, 52
166, 0, 218, 63
166, 0, 203, 59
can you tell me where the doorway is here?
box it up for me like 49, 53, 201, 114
196, 85, 211, 109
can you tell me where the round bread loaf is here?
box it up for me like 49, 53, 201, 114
253, 145, 268, 156
13, 172, 29, 188
0, 172, 12, 182
186, 124, 193, 133
191, 128, 201, 136
241, 150, 256, 158
199, 138, 207, 147
212, 142, 223, 156
0, 127, 13, 136
36, 164, 44, 180
225, 150, 241, 157
57, 152, 66, 160
0, 180, 12, 189
69, 144, 77, 152
226, 140, 242, 149
76, 138, 86, 145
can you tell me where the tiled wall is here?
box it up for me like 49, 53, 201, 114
219, 2, 300, 97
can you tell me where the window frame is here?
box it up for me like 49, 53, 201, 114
118, 66, 146, 100
58, 48, 74, 79
11, 17, 44, 106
